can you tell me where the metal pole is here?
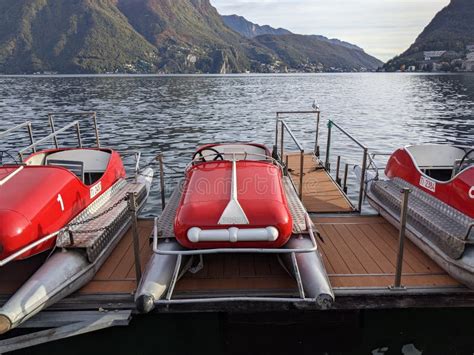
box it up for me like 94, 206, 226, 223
314, 111, 320, 157
275, 113, 280, 148
343, 163, 349, 193
27, 123, 36, 153
358, 148, 368, 213
335, 156, 341, 186
299, 150, 304, 199
92, 112, 100, 148
157, 153, 166, 210
75, 122, 83, 148
280, 121, 284, 161
128, 192, 142, 285
324, 120, 332, 171
393, 188, 410, 289
285, 155, 289, 176
48, 114, 59, 148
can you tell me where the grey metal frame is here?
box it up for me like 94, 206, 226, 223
275, 110, 321, 156
48, 112, 100, 148
324, 119, 368, 212
18, 120, 83, 160
0, 121, 36, 154
152, 214, 320, 302
277, 119, 305, 199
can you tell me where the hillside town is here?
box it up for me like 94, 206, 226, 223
401, 44, 474, 72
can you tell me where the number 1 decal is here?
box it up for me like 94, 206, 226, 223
57, 194, 65, 212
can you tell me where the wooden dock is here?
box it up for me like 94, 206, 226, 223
1, 153, 473, 352
1, 158, 474, 353
285, 153, 353, 213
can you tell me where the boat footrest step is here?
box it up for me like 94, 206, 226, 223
371, 178, 473, 259
57, 179, 147, 262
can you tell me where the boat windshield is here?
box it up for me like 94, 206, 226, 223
406, 145, 472, 181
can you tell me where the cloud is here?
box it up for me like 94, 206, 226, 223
211, 0, 450, 61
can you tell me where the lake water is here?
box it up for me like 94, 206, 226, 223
1, 73, 474, 354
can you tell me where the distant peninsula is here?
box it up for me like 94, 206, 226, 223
384, 0, 474, 72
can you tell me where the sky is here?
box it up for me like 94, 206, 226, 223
211, 0, 450, 62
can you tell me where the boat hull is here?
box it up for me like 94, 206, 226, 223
135, 239, 190, 313
280, 237, 334, 309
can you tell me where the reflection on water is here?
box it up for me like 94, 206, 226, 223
0, 73, 472, 214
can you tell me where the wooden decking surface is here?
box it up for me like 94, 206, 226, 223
176, 254, 296, 295
315, 216, 459, 288
0, 198, 461, 300
173, 215, 459, 293
286, 153, 353, 213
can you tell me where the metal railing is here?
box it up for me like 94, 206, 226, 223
324, 120, 368, 212
0, 122, 36, 158
275, 109, 321, 157
277, 120, 305, 199
18, 120, 83, 160
48, 112, 100, 148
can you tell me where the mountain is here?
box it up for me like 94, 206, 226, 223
0, 0, 159, 74
116, 0, 274, 73
254, 34, 383, 72
222, 15, 292, 38
223, 15, 364, 52
309, 35, 363, 52
0, 0, 382, 74
385, 0, 474, 70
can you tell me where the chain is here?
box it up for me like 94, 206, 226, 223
0, 150, 20, 165
67, 195, 130, 229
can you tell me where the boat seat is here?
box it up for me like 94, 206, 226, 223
371, 178, 473, 260
47, 159, 84, 182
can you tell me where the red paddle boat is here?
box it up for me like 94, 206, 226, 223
135, 142, 334, 313
0, 148, 125, 260
174, 143, 293, 249
0, 117, 153, 335
361, 144, 474, 288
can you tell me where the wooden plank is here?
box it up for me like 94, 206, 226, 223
318, 225, 351, 274
379, 222, 444, 273
369, 223, 433, 273
333, 224, 383, 274
286, 153, 353, 213
321, 224, 366, 274
176, 276, 296, 292
345, 224, 395, 274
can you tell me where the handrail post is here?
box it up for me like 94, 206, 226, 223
75, 122, 83, 148
275, 113, 280, 148
48, 114, 59, 148
324, 120, 332, 171
392, 188, 410, 290
299, 150, 304, 199
280, 120, 284, 161
335, 155, 341, 186
285, 155, 289, 176
26, 123, 36, 152
92, 112, 100, 148
358, 148, 368, 212
128, 192, 142, 286
314, 110, 320, 157
157, 153, 166, 211
343, 163, 349, 193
